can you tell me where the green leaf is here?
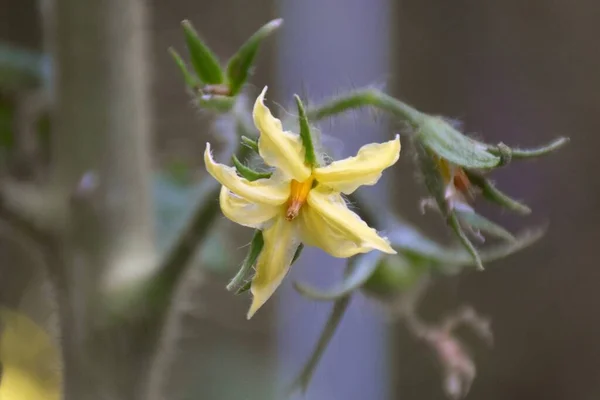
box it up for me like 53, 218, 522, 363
294, 95, 318, 167
454, 209, 515, 242
293, 252, 383, 301
416, 117, 500, 169
464, 170, 531, 215
226, 18, 283, 95
227, 230, 264, 292
287, 295, 351, 395
168, 47, 200, 89
232, 155, 272, 181
181, 20, 224, 85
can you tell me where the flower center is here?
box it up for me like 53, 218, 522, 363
286, 177, 314, 221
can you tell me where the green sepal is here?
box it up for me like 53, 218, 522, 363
414, 140, 450, 215
168, 47, 200, 89
232, 155, 272, 181
454, 209, 516, 242
448, 212, 483, 270
384, 215, 546, 272
227, 230, 263, 292
235, 280, 251, 295
415, 141, 484, 269
226, 19, 283, 96
291, 243, 305, 265
235, 242, 304, 295
416, 117, 500, 169
464, 170, 531, 215
293, 252, 383, 301
487, 137, 569, 160
294, 95, 318, 167
181, 20, 224, 85
240, 136, 259, 153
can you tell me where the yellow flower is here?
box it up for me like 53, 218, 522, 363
204, 87, 401, 318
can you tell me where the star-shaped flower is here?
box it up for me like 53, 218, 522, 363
204, 87, 401, 318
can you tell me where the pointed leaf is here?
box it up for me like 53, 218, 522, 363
416, 117, 500, 169
181, 20, 224, 84
293, 252, 383, 301
168, 47, 200, 89
226, 19, 283, 95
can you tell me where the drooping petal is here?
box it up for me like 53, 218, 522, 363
253, 87, 311, 181
219, 186, 280, 228
298, 205, 369, 258
313, 135, 401, 194
248, 215, 300, 319
204, 143, 290, 205
307, 187, 396, 255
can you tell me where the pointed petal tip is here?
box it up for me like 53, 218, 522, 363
259, 86, 268, 99
247, 293, 266, 320
377, 241, 397, 255
253, 86, 269, 121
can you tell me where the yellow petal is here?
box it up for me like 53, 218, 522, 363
204, 142, 290, 205
0, 308, 61, 400
313, 135, 401, 194
219, 186, 280, 228
253, 87, 311, 181
1, 368, 61, 400
248, 215, 299, 319
307, 187, 396, 255
298, 205, 369, 258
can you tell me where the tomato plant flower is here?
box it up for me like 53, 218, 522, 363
204, 87, 401, 318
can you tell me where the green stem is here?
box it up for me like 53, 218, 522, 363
288, 295, 352, 394
307, 88, 425, 127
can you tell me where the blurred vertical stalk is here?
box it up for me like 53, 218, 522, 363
43, 0, 156, 398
